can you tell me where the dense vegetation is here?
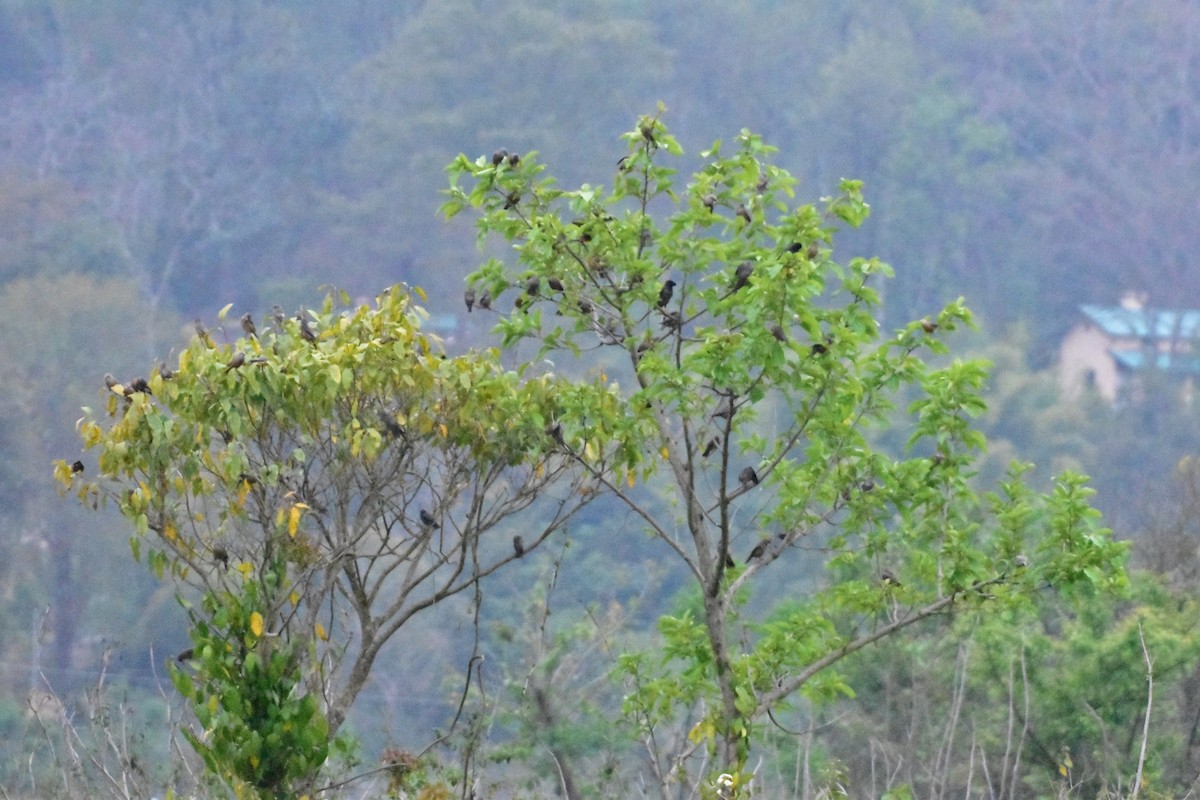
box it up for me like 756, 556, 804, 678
2, 1, 1199, 797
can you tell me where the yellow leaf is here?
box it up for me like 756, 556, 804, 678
315, 621, 328, 641
237, 562, 253, 578
289, 591, 299, 606
249, 612, 264, 638
288, 505, 302, 537
536, 462, 544, 479
438, 423, 448, 438
164, 522, 177, 542
661, 446, 669, 459
627, 472, 635, 489
217, 302, 233, 320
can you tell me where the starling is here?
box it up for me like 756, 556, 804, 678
175, 648, 195, 663
786, 242, 804, 254
1014, 554, 1030, 569
525, 276, 540, 295
271, 305, 286, 329
378, 410, 405, 439
70, 460, 84, 474
545, 421, 564, 444
158, 362, 175, 380
478, 291, 492, 311
104, 373, 119, 392
492, 149, 507, 166
736, 203, 751, 224
513, 535, 525, 557
702, 437, 720, 458
241, 313, 256, 338
504, 190, 520, 210
464, 287, 476, 312
746, 538, 770, 562
806, 241, 820, 260
419, 508, 437, 528
756, 174, 769, 193
657, 279, 676, 308
731, 261, 753, 292
920, 318, 938, 334
225, 351, 246, 372
212, 546, 229, 569
577, 298, 593, 315
810, 342, 828, 356
547, 276, 564, 292
299, 316, 317, 343
130, 377, 151, 395
769, 323, 786, 342
724, 551, 736, 569
880, 568, 901, 587
702, 194, 717, 212
739, 466, 759, 489
507, 152, 520, 167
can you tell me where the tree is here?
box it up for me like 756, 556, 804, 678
59, 287, 600, 796
443, 109, 1127, 792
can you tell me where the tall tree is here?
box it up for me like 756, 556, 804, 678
444, 110, 1127, 791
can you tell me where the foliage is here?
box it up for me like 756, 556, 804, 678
444, 110, 1128, 790
58, 286, 599, 793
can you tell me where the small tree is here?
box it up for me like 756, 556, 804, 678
58, 287, 600, 795
443, 109, 1127, 793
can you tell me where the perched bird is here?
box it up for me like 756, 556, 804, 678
702, 194, 717, 213
577, 298, 593, 315
70, 460, 84, 474
419, 508, 437, 528
738, 466, 759, 489
104, 373, 119, 392
492, 149, 507, 166
513, 535, 525, 558
880, 568, 901, 587
225, 351, 246, 373
736, 203, 751, 224
657, 279, 676, 309
175, 648, 195, 663
525, 276, 540, 296
724, 551, 735, 569
507, 152, 520, 167
1014, 554, 1030, 569
212, 546, 230, 569
299, 316, 317, 343
786, 241, 804, 254
920, 318, 938, 334
378, 410, 405, 439
701, 437, 720, 458
547, 276, 564, 292
769, 323, 786, 342
158, 362, 175, 381
810, 341, 828, 356
545, 421, 564, 445
478, 291, 492, 311
746, 538, 771, 562
194, 319, 214, 348
241, 313, 257, 338
731, 261, 753, 292
464, 287, 476, 312
129, 377, 151, 395
271, 305, 286, 329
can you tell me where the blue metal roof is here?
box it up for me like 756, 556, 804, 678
1081, 304, 1200, 339
1111, 350, 1200, 373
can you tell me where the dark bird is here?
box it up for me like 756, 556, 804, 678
880, 568, 901, 587
70, 460, 84, 474
577, 298, 593, 314
225, 351, 246, 373
769, 323, 786, 342
464, 287, 476, 312
657, 279, 676, 308
513, 535, 525, 558
702, 437, 720, 458
806, 242, 820, 260
175, 648, 195, 663
492, 149, 507, 166
702, 194, 717, 212
545, 421, 564, 445
241, 313, 256, 338
746, 538, 770, 562
920, 318, 938, 334
271, 305, 286, 329
507, 152, 520, 167
419, 508, 437, 528
547, 276, 564, 292
786, 241, 804, 254
504, 190, 520, 210
810, 342, 828, 356
378, 410, 405, 439
724, 551, 736, 569
129, 377, 151, 395
739, 466, 759, 489
525, 276, 540, 295
756, 174, 769, 193
478, 291, 492, 311
712, 403, 734, 421
299, 316, 317, 343
1014, 554, 1030, 569
731, 261, 753, 292
104, 373, 119, 392
158, 362, 175, 380
736, 203, 751, 224
212, 546, 229, 569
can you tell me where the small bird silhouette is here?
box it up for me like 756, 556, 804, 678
702, 437, 720, 458
70, 460, 84, 474
657, 280, 676, 308
464, 288, 476, 312
419, 509, 437, 528
129, 377, 151, 395
731, 262, 753, 292
513, 535, 525, 557
769, 323, 786, 342
880, 568, 901, 587
299, 316, 317, 343
212, 546, 230, 569
241, 313, 257, 338
739, 466, 759, 489
158, 362, 175, 380
746, 537, 770, 562
478, 291, 492, 311
225, 351, 246, 373
104, 373, 119, 392
736, 203, 751, 224
492, 149, 507, 166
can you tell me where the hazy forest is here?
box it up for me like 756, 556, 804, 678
2, 1, 1200, 798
